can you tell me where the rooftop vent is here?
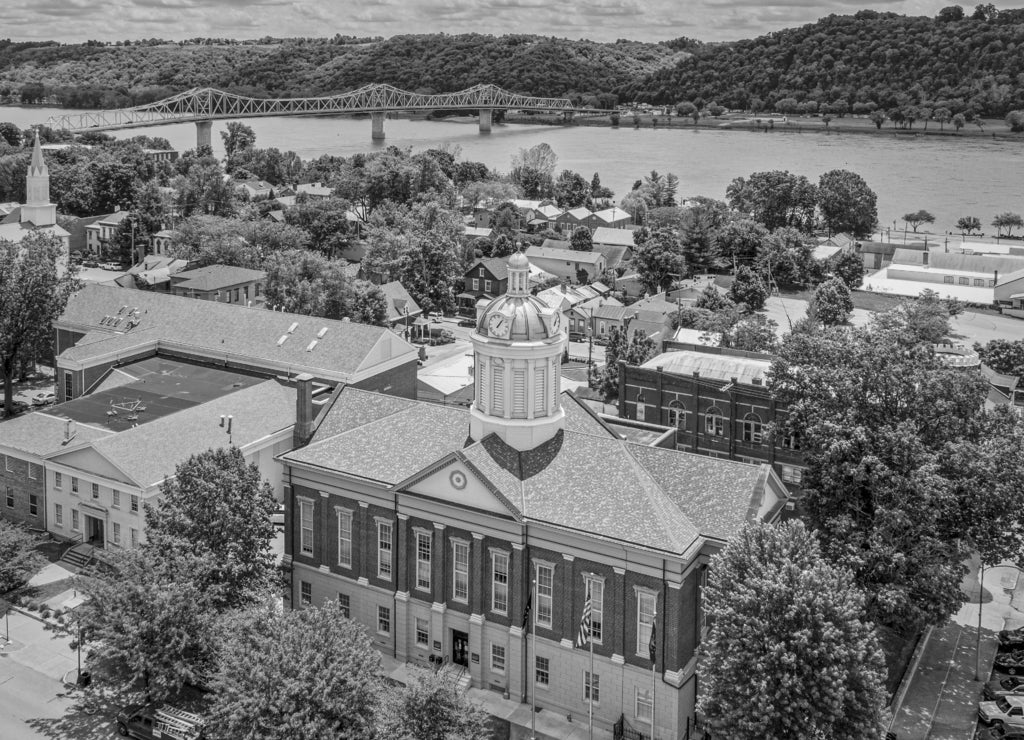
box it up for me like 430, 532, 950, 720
317, 327, 328, 338
277, 335, 289, 346
288, 322, 299, 334
306, 340, 318, 352
118, 305, 128, 314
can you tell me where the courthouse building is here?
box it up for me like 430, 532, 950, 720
281, 253, 787, 738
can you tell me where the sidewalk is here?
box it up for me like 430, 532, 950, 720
890, 560, 1024, 740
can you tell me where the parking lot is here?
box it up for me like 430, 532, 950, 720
3, 367, 56, 419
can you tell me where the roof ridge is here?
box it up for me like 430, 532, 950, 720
617, 440, 698, 553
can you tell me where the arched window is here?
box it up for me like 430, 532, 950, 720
705, 406, 724, 436
782, 431, 801, 450
636, 392, 646, 422
667, 400, 686, 428
742, 412, 763, 444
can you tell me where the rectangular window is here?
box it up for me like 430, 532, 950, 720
472, 278, 480, 290
378, 605, 391, 634
974, 278, 985, 287
536, 656, 550, 685
453, 541, 469, 602
781, 465, 804, 484
72, 509, 80, 531
699, 567, 708, 635
492, 365, 504, 414
742, 418, 763, 444
299, 500, 314, 556
416, 532, 431, 590
416, 618, 429, 647
54, 503, 63, 526
130, 494, 139, 513
4, 487, 12, 508
706, 413, 724, 436
492, 552, 509, 614
113, 522, 121, 545
511, 369, 526, 419
637, 592, 656, 658
635, 687, 653, 723
378, 521, 393, 579
91, 482, 99, 499
300, 581, 312, 606
484, 279, 492, 293
71, 477, 79, 494
943, 275, 954, 284
54, 472, 62, 490
27, 462, 36, 480
112, 490, 121, 508
131, 528, 139, 548
584, 671, 600, 703
491, 643, 506, 672
533, 366, 547, 416
958, 277, 970, 285
337, 510, 352, 567
29, 494, 38, 516
536, 563, 554, 628
3, 455, 10, 472
338, 593, 350, 618
587, 578, 604, 644
64, 371, 73, 401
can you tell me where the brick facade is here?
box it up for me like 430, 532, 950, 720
0, 452, 46, 529
619, 361, 806, 489
283, 471, 707, 738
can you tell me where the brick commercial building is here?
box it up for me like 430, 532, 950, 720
618, 346, 807, 490
280, 254, 787, 738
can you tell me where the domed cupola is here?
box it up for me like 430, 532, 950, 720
470, 250, 566, 451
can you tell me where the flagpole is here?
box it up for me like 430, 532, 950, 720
531, 573, 537, 740
589, 631, 594, 740
651, 607, 657, 740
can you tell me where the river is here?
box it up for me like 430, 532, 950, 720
3, 105, 1022, 235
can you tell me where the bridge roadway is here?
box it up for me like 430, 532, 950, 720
44, 83, 614, 147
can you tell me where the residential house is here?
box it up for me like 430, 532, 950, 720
856, 240, 897, 271
149, 229, 174, 256
525, 245, 606, 284
554, 207, 597, 235
592, 226, 638, 253
539, 238, 630, 273
566, 296, 626, 341
296, 182, 333, 200
592, 206, 633, 229
994, 267, 1024, 316
380, 281, 423, 327
235, 179, 275, 201
279, 255, 787, 739
416, 351, 476, 407
170, 264, 266, 305
115, 255, 189, 293
458, 258, 509, 316
619, 347, 807, 490
142, 149, 179, 163
463, 226, 494, 241
53, 283, 419, 401
84, 211, 131, 257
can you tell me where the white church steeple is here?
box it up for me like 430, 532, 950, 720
20, 131, 57, 228
469, 250, 566, 451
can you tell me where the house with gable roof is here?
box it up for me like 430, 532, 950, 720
279, 253, 787, 739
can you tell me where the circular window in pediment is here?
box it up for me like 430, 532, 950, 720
450, 470, 468, 490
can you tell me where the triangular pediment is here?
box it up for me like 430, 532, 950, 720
396, 453, 521, 520
47, 446, 140, 488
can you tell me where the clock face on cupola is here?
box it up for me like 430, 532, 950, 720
470, 250, 566, 452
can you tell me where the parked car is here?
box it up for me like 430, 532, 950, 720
30, 391, 56, 406
986, 677, 1024, 700
977, 725, 1024, 740
457, 318, 476, 328
83, 259, 99, 268
1000, 628, 1024, 650
115, 703, 204, 739
996, 651, 1024, 675
980, 696, 1024, 729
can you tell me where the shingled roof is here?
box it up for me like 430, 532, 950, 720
284, 387, 780, 553
56, 284, 416, 384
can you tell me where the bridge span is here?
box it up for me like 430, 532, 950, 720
45, 83, 612, 147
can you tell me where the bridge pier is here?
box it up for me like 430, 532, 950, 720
479, 109, 492, 133
196, 120, 213, 151
371, 112, 386, 141
562, 111, 575, 125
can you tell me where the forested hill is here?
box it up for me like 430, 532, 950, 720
0, 35, 688, 109
621, 8, 1024, 117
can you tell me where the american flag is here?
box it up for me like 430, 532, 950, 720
576, 584, 592, 648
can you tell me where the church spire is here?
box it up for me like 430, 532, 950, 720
21, 128, 56, 228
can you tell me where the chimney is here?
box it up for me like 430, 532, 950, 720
994, 269, 999, 286
63, 419, 75, 442
293, 373, 315, 447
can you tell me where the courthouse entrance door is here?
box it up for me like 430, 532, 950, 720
452, 630, 469, 667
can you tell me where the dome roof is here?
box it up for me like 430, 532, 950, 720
477, 294, 558, 342
508, 250, 530, 270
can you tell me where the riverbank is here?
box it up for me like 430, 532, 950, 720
503, 111, 1024, 141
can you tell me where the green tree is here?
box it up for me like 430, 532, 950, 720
632, 227, 687, 294
220, 121, 256, 157
1006, 111, 1024, 133
148, 447, 278, 610
754, 227, 817, 289
726, 171, 818, 232
724, 313, 778, 353
902, 210, 935, 233
869, 110, 886, 129
952, 113, 966, 132
262, 250, 352, 319
699, 520, 887, 740
817, 170, 878, 238
832, 249, 865, 290
812, 277, 854, 325
490, 234, 515, 258
0, 122, 21, 147
694, 285, 734, 312
597, 327, 657, 399
679, 198, 727, 272
975, 339, 1024, 378
350, 280, 389, 326
0, 233, 78, 415
956, 216, 981, 235
283, 197, 353, 259
173, 160, 237, 217
553, 170, 591, 209
377, 668, 490, 740
992, 212, 1024, 238
933, 107, 953, 131
570, 227, 593, 252
728, 265, 768, 310
718, 219, 768, 271
872, 289, 953, 344
208, 602, 382, 740
0, 519, 45, 593
108, 212, 147, 267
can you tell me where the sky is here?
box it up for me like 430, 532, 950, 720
3, 0, 966, 44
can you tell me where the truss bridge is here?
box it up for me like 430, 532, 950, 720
45, 83, 611, 146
